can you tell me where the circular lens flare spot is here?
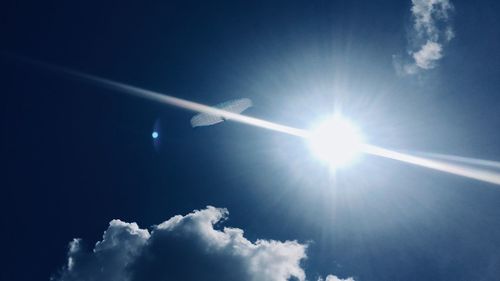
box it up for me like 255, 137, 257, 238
152, 131, 159, 139
308, 116, 364, 169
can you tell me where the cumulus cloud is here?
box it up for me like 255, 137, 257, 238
53, 220, 150, 281
395, 0, 454, 75
318, 275, 356, 281
52, 206, 352, 281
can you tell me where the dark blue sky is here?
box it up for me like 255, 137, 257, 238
2, 1, 500, 281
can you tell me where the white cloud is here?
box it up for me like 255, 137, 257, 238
318, 275, 356, 281
396, 0, 454, 75
53, 220, 150, 281
412, 0, 453, 38
413, 40, 443, 69
52, 206, 351, 281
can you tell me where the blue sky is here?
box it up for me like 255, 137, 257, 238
2, 1, 500, 281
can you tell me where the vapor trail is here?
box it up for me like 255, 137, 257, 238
82, 73, 309, 138
37, 61, 309, 138
72, 69, 500, 185
16, 57, 500, 186
362, 145, 500, 185
417, 152, 500, 170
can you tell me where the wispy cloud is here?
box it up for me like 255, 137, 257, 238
395, 0, 454, 75
52, 206, 352, 281
413, 40, 443, 69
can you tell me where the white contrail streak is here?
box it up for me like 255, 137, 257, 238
74, 70, 500, 185
418, 152, 500, 170
60, 67, 309, 138
362, 145, 500, 185
16, 56, 500, 186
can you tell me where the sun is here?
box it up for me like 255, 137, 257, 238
307, 115, 365, 169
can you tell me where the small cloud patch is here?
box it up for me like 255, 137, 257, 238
395, 0, 454, 75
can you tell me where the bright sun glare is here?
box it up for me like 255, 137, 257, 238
308, 115, 364, 169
